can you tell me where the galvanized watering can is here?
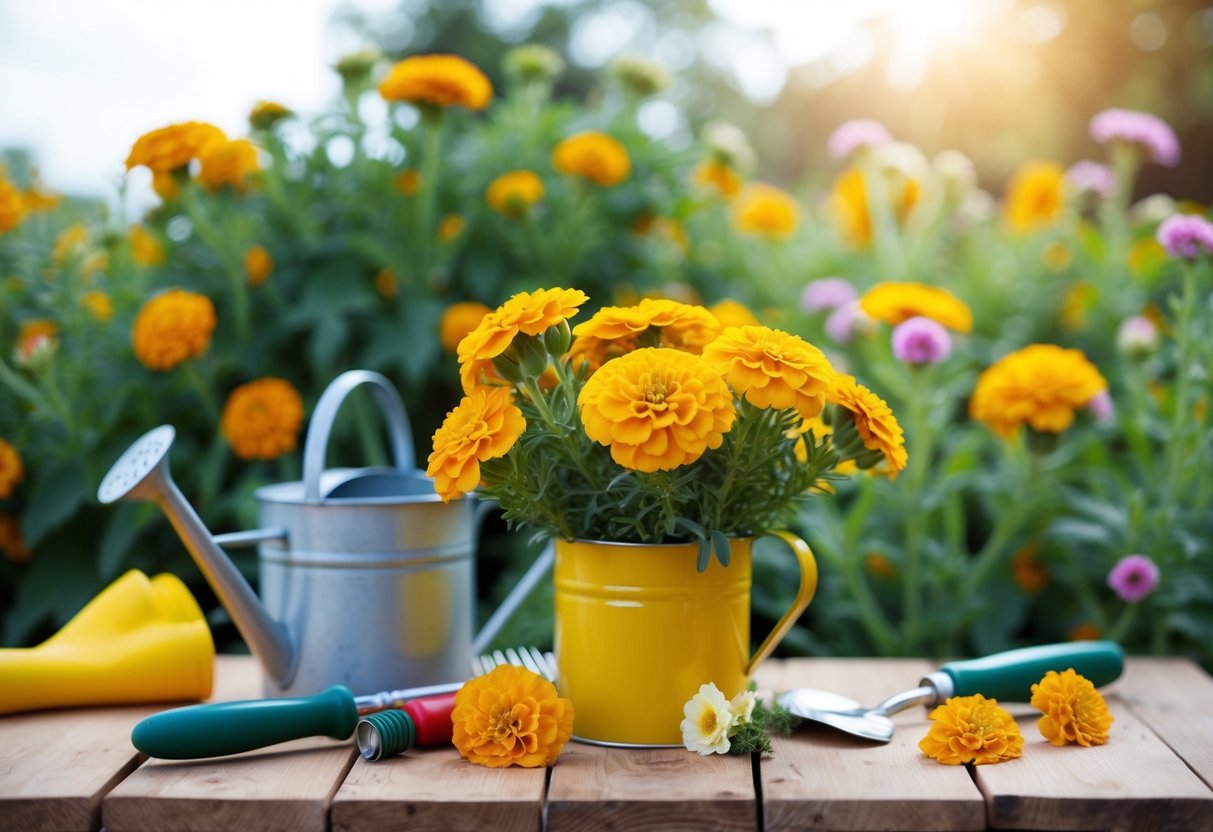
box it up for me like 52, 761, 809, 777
98, 370, 515, 698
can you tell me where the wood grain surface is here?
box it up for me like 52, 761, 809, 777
1115, 656, 1213, 791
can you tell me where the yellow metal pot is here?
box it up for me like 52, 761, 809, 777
553, 532, 817, 746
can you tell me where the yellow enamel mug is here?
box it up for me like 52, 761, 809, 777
553, 533, 818, 746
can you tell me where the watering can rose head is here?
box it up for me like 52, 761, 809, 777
427, 287, 908, 557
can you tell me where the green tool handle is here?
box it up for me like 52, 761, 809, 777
940, 641, 1124, 701
131, 686, 358, 759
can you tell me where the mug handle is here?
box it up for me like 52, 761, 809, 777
744, 530, 818, 676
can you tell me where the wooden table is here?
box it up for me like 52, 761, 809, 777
2, 656, 1211, 831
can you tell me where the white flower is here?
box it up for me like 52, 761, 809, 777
728, 690, 757, 735
681, 683, 735, 755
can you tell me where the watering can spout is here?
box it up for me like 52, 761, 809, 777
97, 426, 297, 689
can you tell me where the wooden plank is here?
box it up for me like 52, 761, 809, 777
762, 658, 987, 832
1115, 656, 1213, 790
547, 744, 756, 831
331, 747, 545, 832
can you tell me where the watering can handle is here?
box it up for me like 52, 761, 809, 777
303, 370, 415, 501
745, 530, 818, 676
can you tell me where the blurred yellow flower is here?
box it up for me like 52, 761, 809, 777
197, 138, 260, 192
125, 121, 226, 173
486, 170, 545, 218
1012, 543, 1048, 593
1128, 238, 1166, 275
249, 100, 292, 131
919, 694, 1024, 765
20, 181, 60, 213
859, 282, 973, 333
1005, 161, 1065, 233
221, 378, 305, 461
552, 131, 631, 187
0, 438, 24, 499
0, 513, 29, 563
708, 299, 760, 330
692, 160, 741, 198
702, 325, 835, 420
1069, 623, 1101, 641
1061, 282, 1096, 332
244, 245, 273, 287
440, 301, 492, 353
829, 374, 908, 476
129, 225, 166, 267
17, 320, 58, 360
452, 664, 574, 768
970, 344, 1107, 439
427, 386, 526, 501
132, 289, 217, 371
374, 268, 398, 298
52, 225, 89, 264
579, 347, 735, 472
379, 54, 493, 110
830, 167, 920, 249
152, 170, 180, 201
393, 169, 420, 196
81, 291, 113, 322
1031, 669, 1113, 747
438, 214, 466, 242
572, 298, 720, 357
0, 176, 25, 235
733, 183, 798, 239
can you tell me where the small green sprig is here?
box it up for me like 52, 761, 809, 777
727, 685, 799, 756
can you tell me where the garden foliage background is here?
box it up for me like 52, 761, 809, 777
2, 0, 1212, 667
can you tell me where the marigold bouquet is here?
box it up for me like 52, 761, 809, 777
427, 287, 907, 568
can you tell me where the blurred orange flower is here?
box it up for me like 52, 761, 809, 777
244, 245, 273, 287
0, 176, 25, 235
860, 282, 973, 333
379, 55, 492, 110
132, 289, 216, 371
440, 301, 492, 353
81, 291, 113, 322
830, 167, 920, 249
829, 375, 908, 476
221, 378, 305, 461
0, 438, 24, 499
0, 513, 29, 563
486, 170, 545, 218
197, 139, 260, 192
125, 121, 226, 173
129, 225, 166, 267
733, 183, 798, 239
708, 299, 760, 330
552, 132, 630, 187
1005, 161, 1065, 233
693, 160, 741, 198
438, 214, 466, 242
393, 169, 420, 196
970, 344, 1107, 439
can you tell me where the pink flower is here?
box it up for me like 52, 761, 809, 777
827, 119, 892, 159
801, 277, 857, 313
1089, 108, 1180, 167
1065, 161, 1114, 198
1107, 554, 1160, 603
891, 316, 952, 365
1085, 390, 1114, 425
1156, 214, 1213, 260
825, 300, 873, 345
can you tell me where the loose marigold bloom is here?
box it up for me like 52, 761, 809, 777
0, 176, 24, 235
427, 387, 526, 501
0, 512, 29, 563
970, 344, 1107, 439
440, 301, 492, 353
865, 552, 897, 578
221, 378, 305, 461
393, 169, 420, 196
81, 291, 113, 322
579, 348, 736, 472
708, 299, 760, 330
1069, 623, 1101, 641
129, 225, 165, 267
125, 121, 226, 173
860, 282, 973, 334
693, 160, 741, 198
919, 695, 1024, 765
17, 320, 59, 359
244, 245, 273, 287
0, 438, 24, 499
830, 167, 920, 249
1005, 161, 1065, 233
452, 664, 574, 768
733, 183, 798, 239
438, 214, 465, 242
1012, 544, 1048, 593
829, 375, 908, 476
131, 289, 217, 371
197, 138, 260, 192
248, 100, 292, 131
379, 54, 493, 110
1031, 669, 1113, 747
702, 326, 835, 420
486, 170, 545, 218
552, 132, 631, 187
572, 298, 721, 356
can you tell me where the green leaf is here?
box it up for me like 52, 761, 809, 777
712, 529, 730, 567
697, 538, 711, 573
309, 316, 349, 376
22, 459, 88, 549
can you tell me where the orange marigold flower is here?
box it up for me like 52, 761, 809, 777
374, 268, 398, 298
865, 552, 897, 578
452, 664, 574, 768
919, 694, 1024, 766
129, 225, 166, 267
197, 138, 260, 192
1005, 161, 1065, 233
708, 299, 760, 330
552, 132, 631, 187
152, 170, 180, 201
81, 291, 113, 322
487, 170, 545, 218
249, 100, 292, 131
221, 378, 305, 461
702, 326, 835, 420
572, 298, 721, 357
0, 176, 24, 235
1031, 669, 1113, 747
438, 214, 465, 242
860, 282, 972, 333
578, 348, 736, 473
693, 160, 741, 198
0, 438, 24, 499
830, 167, 920, 249
970, 344, 1107, 439
829, 375, 908, 476
17, 320, 59, 360
568, 334, 635, 376
734, 183, 798, 239
1012, 543, 1048, 593
132, 289, 217, 371
427, 387, 526, 501
244, 245, 273, 287
1069, 623, 1101, 641
440, 301, 492, 353
393, 169, 420, 196
126, 121, 226, 173
379, 54, 493, 110
0, 512, 29, 563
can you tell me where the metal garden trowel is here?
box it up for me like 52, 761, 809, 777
776, 641, 1124, 743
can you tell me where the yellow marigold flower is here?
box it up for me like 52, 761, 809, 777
572, 298, 721, 356
788, 415, 859, 488
249, 100, 292, 131
919, 694, 1024, 766
829, 374, 908, 476
393, 169, 420, 196
693, 160, 741, 198
708, 299, 760, 330
126, 121, 226, 173
152, 170, 180, 201
17, 320, 58, 360
440, 301, 492, 353
452, 664, 574, 768
0, 438, 24, 499
438, 214, 465, 242
81, 291, 113, 322
128, 225, 165, 267
702, 326, 835, 420
733, 183, 798, 239
487, 170, 545, 218
579, 347, 736, 472
970, 344, 1107, 439
0, 177, 26, 235
197, 138, 260, 192
567, 334, 635, 376
132, 289, 217, 371
374, 268, 398, 298
379, 54, 493, 110
244, 245, 273, 287
427, 387, 526, 501
0, 512, 30, 563
859, 282, 973, 334
1031, 669, 1113, 747
552, 131, 631, 187
1012, 543, 1048, 593
458, 287, 589, 393
830, 167, 920, 249
1005, 161, 1065, 233
220, 378, 304, 461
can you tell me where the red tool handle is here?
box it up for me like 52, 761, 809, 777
400, 691, 457, 746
